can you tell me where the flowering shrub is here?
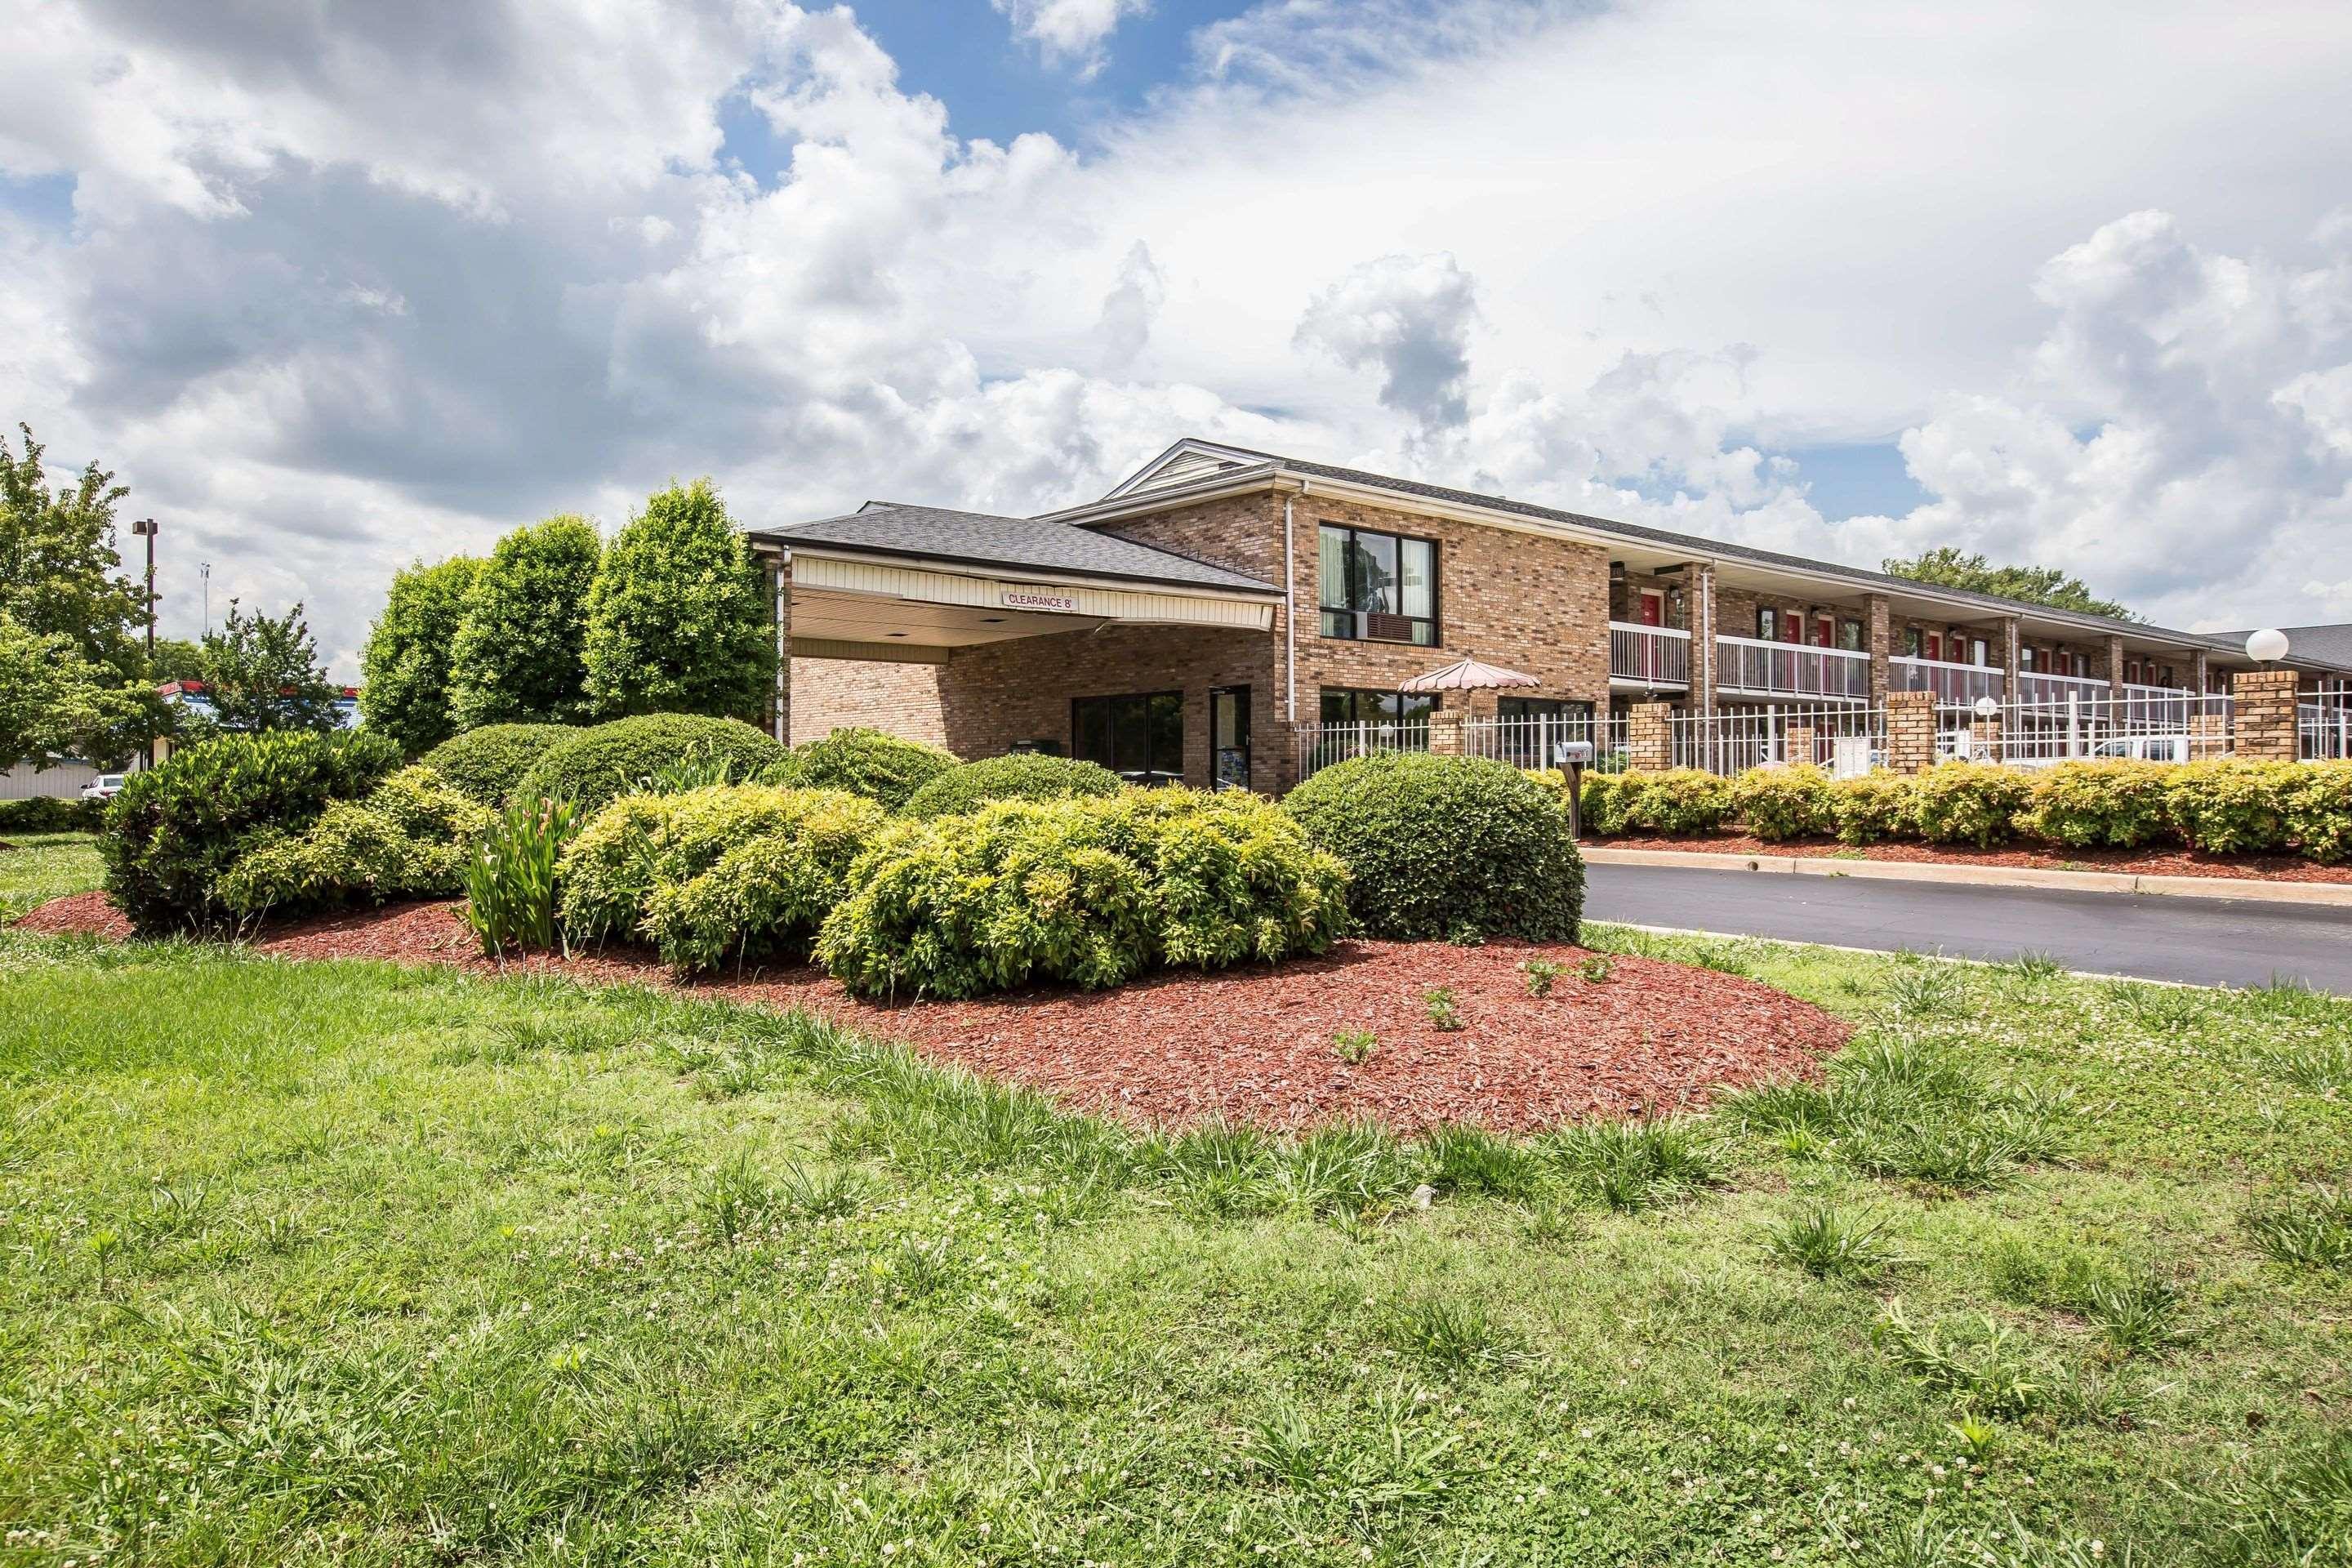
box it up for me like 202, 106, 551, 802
1906, 763, 2032, 848
1732, 765, 1838, 841
821, 789, 1350, 999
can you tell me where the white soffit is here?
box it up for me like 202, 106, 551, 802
790, 553, 1274, 645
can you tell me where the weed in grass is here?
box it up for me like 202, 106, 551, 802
2194, 1429, 2352, 1568
1578, 955, 1615, 984
1332, 1027, 1378, 1066
1242, 1384, 1463, 1523
1519, 958, 1564, 996
2243, 1186, 2352, 1270
1695, 942, 1753, 976
695, 1153, 777, 1245
1883, 963, 1968, 1019
2005, 951, 2064, 984
1984, 1236, 2111, 1313
1271, 1122, 1415, 1217
2267, 1039, 2352, 1096
1846, 1123, 2027, 1190
1423, 987, 1463, 1032
1377, 1295, 1527, 1371
776, 1163, 871, 1221
1421, 1124, 1544, 1200
1766, 1204, 1907, 1285
1543, 1118, 1720, 1211
2084, 1267, 2193, 1358
2107, 981, 2204, 1035
1874, 1301, 2056, 1420
1517, 1200, 1586, 1250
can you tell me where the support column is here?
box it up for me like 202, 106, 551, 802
1629, 701, 1674, 773
1886, 689, 1937, 775
1865, 593, 1893, 707
2232, 669, 2301, 761
1427, 710, 1465, 757
1969, 712, 2002, 763
767, 552, 793, 744
2104, 634, 2127, 701
2192, 648, 2210, 697
2001, 617, 2021, 693
1671, 562, 1717, 718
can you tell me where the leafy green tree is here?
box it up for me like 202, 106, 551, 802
1881, 546, 2140, 621
449, 515, 600, 729
0, 608, 143, 768
0, 423, 142, 674
191, 600, 342, 734
359, 555, 483, 755
581, 479, 774, 721
145, 637, 207, 685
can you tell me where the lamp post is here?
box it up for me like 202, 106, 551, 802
130, 518, 158, 657
2245, 628, 2289, 666
200, 562, 212, 638
1972, 693, 1999, 763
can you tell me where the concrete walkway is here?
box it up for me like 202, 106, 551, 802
1583, 861, 2352, 991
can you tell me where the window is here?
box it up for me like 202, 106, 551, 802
1903, 627, 1922, 657
1839, 620, 1864, 652
1071, 691, 1183, 782
1970, 638, 1990, 667
1757, 607, 1778, 640
1319, 524, 1438, 645
2020, 646, 2039, 671
1321, 687, 1434, 734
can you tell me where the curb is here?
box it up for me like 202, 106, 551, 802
1578, 845, 2352, 908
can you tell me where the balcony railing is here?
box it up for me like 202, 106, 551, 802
1716, 634, 1871, 701
2011, 670, 2105, 707
1891, 654, 2005, 706
1608, 621, 1690, 687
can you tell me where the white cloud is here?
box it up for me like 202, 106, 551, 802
992, 0, 1151, 76
1295, 252, 1479, 435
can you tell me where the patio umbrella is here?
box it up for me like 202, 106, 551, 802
1397, 655, 1541, 694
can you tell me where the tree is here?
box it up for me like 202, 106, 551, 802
448, 514, 600, 729
581, 479, 774, 721
193, 600, 342, 734
1880, 547, 2140, 621
145, 637, 207, 685
0, 423, 143, 675
0, 609, 143, 769
359, 555, 483, 755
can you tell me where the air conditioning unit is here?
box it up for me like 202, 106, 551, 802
1365, 612, 1415, 642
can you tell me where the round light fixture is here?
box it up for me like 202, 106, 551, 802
1973, 695, 2000, 719
2245, 627, 2290, 664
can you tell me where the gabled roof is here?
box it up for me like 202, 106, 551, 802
751, 501, 1281, 597
1082, 439, 2298, 662
2211, 625, 2352, 671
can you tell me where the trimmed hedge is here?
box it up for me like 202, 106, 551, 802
1284, 752, 1582, 942
559, 784, 887, 973
2013, 760, 2175, 849
0, 795, 106, 834
773, 727, 957, 811
100, 729, 403, 934
513, 713, 788, 817
901, 753, 1124, 820
1830, 771, 1913, 845
817, 789, 1350, 1000
217, 766, 493, 917
421, 723, 578, 806
1906, 763, 2033, 849
1731, 765, 1837, 842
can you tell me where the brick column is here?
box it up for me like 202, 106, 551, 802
2192, 648, 2210, 697
2104, 634, 2127, 701
2189, 709, 2231, 761
1865, 593, 1892, 706
1886, 689, 1937, 775
2001, 617, 2020, 691
2232, 669, 2301, 761
1629, 701, 1674, 773
1969, 713, 2001, 763
1786, 724, 1817, 768
1428, 710, 1465, 756
766, 552, 793, 743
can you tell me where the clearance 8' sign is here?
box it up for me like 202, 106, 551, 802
1000, 589, 1080, 614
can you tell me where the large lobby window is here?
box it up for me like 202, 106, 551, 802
1072, 692, 1183, 782
1319, 524, 1439, 645
1319, 687, 1435, 736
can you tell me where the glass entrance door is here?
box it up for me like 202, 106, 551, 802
1209, 686, 1251, 791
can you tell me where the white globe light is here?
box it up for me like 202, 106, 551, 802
2246, 627, 2290, 664
1973, 695, 2000, 719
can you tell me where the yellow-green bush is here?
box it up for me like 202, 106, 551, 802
1829, 771, 1913, 845
817, 789, 1350, 1000
2012, 760, 2176, 849
217, 765, 492, 918
1906, 762, 2032, 848
559, 784, 887, 971
2285, 762, 2352, 864
1731, 764, 1838, 841
1617, 768, 1735, 835
2164, 760, 2296, 855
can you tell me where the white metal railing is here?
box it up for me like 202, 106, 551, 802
1609, 621, 1690, 687
2304, 697, 2352, 761
1945, 693, 2237, 767
1293, 718, 1429, 780
1669, 706, 1886, 777
1715, 635, 1871, 702
1459, 711, 1630, 773
2011, 670, 2105, 707
1891, 654, 2005, 706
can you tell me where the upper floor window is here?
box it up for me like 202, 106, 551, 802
1838, 620, 1864, 652
1757, 607, 1778, 640
1318, 524, 1438, 645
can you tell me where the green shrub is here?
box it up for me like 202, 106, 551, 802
514, 712, 787, 817
1284, 753, 1580, 942
1830, 770, 1913, 844
462, 797, 585, 955
902, 753, 1124, 819
1618, 768, 1735, 836
2165, 760, 2296, 855
2285, 761, 2352, 864
1578, 769, 1632, 836
559, 784, 887, 972
1906, 762, 2030, 847
0, 795, 105, 834
773, 727, 957, 810
818, 789, 1350, 999
217, 766, 492, 917
1733, 764, 1837, 840
420, 722, 578, 806
100, 729, 403, 934
2014, 760, 2176, 849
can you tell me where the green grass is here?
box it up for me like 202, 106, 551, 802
0, 831, 102, 920
0, 914, 2347, 1564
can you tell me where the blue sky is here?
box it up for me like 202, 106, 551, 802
3, 0, 2347, 671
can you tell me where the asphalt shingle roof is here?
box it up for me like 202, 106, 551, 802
753, 501, 1281, 596
2212, 625, 2352, 670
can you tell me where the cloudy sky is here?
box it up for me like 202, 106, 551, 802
5, 0, 2350, 677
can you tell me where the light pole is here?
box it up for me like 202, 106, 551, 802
200, 562, 212, 638
130, 518, 158, 657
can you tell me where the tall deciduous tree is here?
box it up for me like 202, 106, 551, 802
581, 479, 773, 721
0, 423, 142, 675
359, 555, 483, 755
194, 600, 342, 733
1881, 547, 2140, 621
0, 609, 140, 769
448, 515, 601, 729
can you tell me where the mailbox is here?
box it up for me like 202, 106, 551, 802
1553, 740, 1596, 766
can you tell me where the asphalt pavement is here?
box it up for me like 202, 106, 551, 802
1583, 861, 2352, 991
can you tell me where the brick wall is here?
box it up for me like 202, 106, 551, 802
791, 657, 948, 746
2232, 668, 2301, 760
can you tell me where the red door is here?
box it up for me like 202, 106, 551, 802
1813, 617, 1833, 648
1781, 612, 1802, 644
1924, 633, 1941, 661
1638, 593, 1662, 627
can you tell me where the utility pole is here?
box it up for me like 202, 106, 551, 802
200, 562, 212, 637
131, 517, 158, 656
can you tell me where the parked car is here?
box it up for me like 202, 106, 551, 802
79, 773, 127, 802
2011, 735, 2201, 769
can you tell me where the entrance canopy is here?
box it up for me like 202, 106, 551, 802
747, 501, 1281, 662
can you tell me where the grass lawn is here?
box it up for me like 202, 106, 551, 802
1, 873, 2349, 1561
0, 831, 103, 921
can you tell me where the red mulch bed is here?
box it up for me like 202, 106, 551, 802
12, 889, 134, 939
1601, 834, 2352, 883
11, 893, 1848, 1134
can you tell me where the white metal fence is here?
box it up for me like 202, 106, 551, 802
1290, 711, 1628, 782
1938, 693, 2236, 767
2305, 692, 2351, 760
1669, 706, 1886, 776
